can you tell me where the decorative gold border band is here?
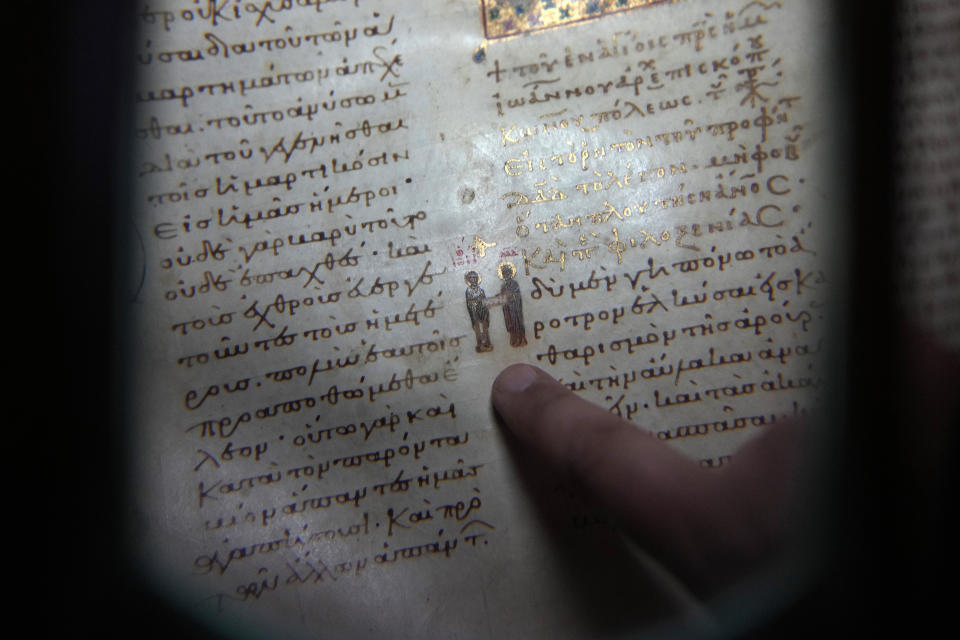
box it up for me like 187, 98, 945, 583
481, 0, 671, 40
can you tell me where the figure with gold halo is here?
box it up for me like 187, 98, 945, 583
495, 261, 527, 347
464, 270, 493, 352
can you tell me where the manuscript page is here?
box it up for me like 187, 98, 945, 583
126, 1, 840, 637
894, 0, 960, 345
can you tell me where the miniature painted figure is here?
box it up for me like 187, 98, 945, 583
464, 271, 493, 352
497, 262, 528, 347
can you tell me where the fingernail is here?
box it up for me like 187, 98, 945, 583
495, 364, 540, 393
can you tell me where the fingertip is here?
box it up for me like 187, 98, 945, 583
491, 364, 562, 441
492, 363, 542, 396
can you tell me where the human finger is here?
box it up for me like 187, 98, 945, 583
491, 363, 800, 594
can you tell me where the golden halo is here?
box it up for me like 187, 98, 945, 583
496, 261, 515, 279
464, 270, 481, 284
